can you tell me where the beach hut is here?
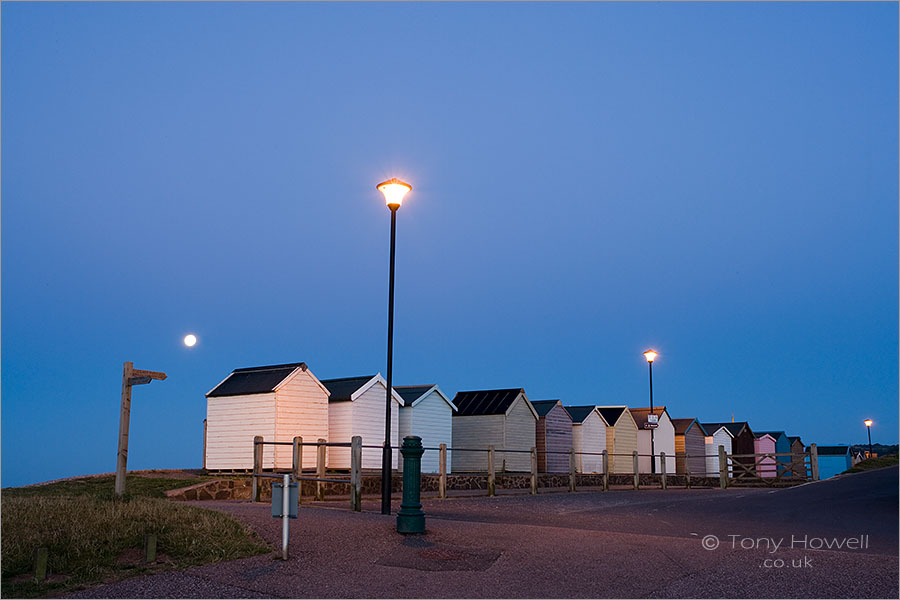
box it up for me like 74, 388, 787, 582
565, 406, 609, 473
756, 431, 790, 475
205, 362, 330, 470
703, 422, 756, 475
700, 423, 735, 476
815, 445, 852, 479
451, 388, 538, 473
788, 436, 806, 476
630, 407, 676, 474
671, 418, 707, 476
596, 406, 639, 474
320, 374, 402, 470
754, 433, 778, 477
394, 384, 456, 473
531, 400, 574, 473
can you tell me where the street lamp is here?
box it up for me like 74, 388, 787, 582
377, 177, 412, 516
864, 419, 873, 459
643, 349, 658, 474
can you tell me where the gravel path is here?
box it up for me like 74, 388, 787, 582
66, 468, 898, 598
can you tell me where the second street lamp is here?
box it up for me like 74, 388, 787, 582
643, 349, 658, 474
864, 419, 873, 459
377, 177, 412, 516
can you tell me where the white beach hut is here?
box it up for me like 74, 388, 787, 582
321, 374, 402, 470
394, 384, 456, 473
205, 362, 330, 470
564, 405, 609, 473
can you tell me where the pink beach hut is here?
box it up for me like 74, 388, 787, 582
754, 432, 777, 477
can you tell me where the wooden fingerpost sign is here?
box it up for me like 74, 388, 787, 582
116, 361, 167, 496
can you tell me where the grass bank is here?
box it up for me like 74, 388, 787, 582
1, 475, 271, 598
844, 454, 899, 473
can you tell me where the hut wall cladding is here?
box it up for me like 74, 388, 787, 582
536, 404, 573, 473
609, 412, 638, 474
790, 440, 806, 476
675, 425, 707, 475
206, 393, 276, 470
327, 382, 399, 470
732, 428, 757, 473
573, 412, 606, 473
403, 390, 453, 473
451, 414, 505, 472
502, 397, 537, 472
754, 435, 777, 477
273, 370, 329, 469
705, 429, 733, 476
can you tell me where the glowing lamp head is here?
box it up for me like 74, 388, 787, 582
643, 349, 658, 363
377, 178, 412, 208
864, 419, 873, 427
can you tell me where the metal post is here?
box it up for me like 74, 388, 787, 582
438, 443, 447, 499
719, 445, 728, 489
316, 438, 326, 501
487, 445, 496, 497
569, 448, 576, 492
530, 447, 538, 494
382, 205, 398, 516
350, 436, 362, 512
397, 436, 425, 534
649, 360, 655, 475
602, 450, 609, 491
633, 451, 639, 490
660, 451, 667, 490
867, 426, 873, 458
252, 436, 263, 502
810, 443, 819, 481
281, 474, 290, 560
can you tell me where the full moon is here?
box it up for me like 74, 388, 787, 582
183, 334, 197, 347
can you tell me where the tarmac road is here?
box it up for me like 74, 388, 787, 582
67, 467, 898, 599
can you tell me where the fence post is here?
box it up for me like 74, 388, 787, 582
660, 451, 667, 490
252, 436, 263, 502
144, 533, 157, 563
292, 436, 302, 482
633, 451, 639, 490
350, 436, 362, 511
530, 447, 538, 494
602, 450, 609, 491
33, 547, 48, 582
487, 445, 496, 497
685, 453, 691, 489
316, 438, 326, 501
438, 443, 447, 499
809, 443, 819, 481
719, 445, 728, 489
569, 448, 576, 492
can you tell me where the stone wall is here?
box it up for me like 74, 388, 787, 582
164, 471, 795, 501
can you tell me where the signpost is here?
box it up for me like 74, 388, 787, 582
116, 361, 166, 496
272, 474, 298, 560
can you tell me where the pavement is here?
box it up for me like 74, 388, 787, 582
66, 467, 898, 598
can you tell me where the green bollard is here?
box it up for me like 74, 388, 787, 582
397, 436, 425, 534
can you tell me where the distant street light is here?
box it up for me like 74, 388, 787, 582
377, 177, 412, 516
864, 419, 873, 458
643, 349, 658, 474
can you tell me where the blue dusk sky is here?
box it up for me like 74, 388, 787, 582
2, 2, 897, 487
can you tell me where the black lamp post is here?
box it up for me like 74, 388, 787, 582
643, 349, 658, 474
377, 178, 412, 516
864, 419, 873, 458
